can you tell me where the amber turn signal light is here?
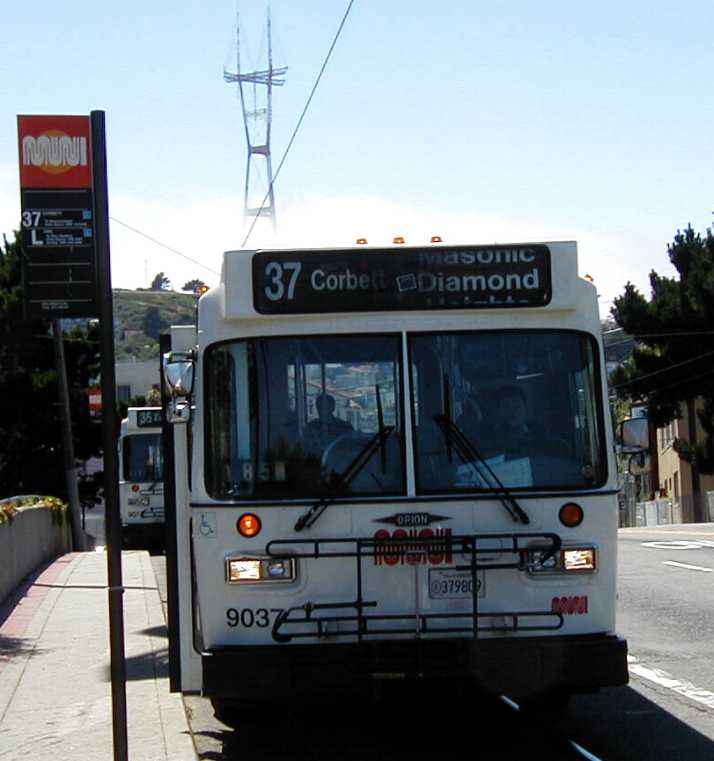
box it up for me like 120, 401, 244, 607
237, 513, 262, 537
559, 502, 584, 528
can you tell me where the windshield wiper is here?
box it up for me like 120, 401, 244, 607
375, 384, 388, 475
294, 425, 395, 532
433, 414, 530, 525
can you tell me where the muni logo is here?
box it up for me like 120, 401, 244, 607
551, 595, 588, 615
373, 527, 453, 566
22, 131, 88, 175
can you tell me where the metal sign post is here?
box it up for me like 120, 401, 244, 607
91, 109, 129, 761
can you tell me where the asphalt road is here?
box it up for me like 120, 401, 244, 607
148, 525, 714, 760
564, 524, 714, 760
618, 524, 714, 689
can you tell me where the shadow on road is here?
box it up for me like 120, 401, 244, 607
186, 680, 714, 761
191, 682, 586, 761
569, 686, 714, 760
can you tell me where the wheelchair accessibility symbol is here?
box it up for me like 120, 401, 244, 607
198, 512, 216, 538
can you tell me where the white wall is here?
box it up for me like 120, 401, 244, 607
115, 360, 161, 400
0, 505, 71, 606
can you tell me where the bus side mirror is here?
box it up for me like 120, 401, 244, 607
162, 350, 195, 424
620, 416, 648, 451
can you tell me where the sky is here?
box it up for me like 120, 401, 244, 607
3, 0, 714, 314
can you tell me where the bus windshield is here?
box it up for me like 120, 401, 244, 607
122, 433, 163, 483
410, 331, 606, 491
205, 334, 405, 499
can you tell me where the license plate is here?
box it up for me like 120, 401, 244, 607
428, 568, 485, 599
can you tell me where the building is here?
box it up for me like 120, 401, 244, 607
655, 399, 714, 523
115, 359, 161, 405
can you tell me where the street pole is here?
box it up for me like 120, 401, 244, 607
91, 109, 128, 761
51, 319, 84, 550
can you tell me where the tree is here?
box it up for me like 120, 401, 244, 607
150, 272, 171, 291
182, 278, 207, 294
141, 305, 169, 340
611, 223, 714, 475
0, 232, 103, 498
117, 388, 161, 420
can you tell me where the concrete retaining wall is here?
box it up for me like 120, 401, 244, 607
0, 505, 72, 607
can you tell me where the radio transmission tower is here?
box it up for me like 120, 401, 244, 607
224, 5, 287, 232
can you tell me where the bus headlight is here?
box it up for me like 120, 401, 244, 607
527, 546, 597, 575
226, 556, 295, 584
227, 559, 261, 582
563, 548, 596, 571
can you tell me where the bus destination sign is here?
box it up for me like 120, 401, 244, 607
252, 244, 552, 314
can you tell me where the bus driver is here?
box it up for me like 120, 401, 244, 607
307, 393, 353, 442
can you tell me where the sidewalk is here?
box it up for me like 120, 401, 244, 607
0, 550, 196, 760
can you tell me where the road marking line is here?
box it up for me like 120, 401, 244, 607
628, 657, 714, 709
643, 540, 710, 550
620, 528, 714, 535
569, 740, 605, 761
499, 695, 604, 760
663, 560, 713, 572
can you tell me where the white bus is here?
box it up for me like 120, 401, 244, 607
162, 241, 628, 716
119, 407, 165, 547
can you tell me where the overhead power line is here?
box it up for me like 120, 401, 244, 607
611, 349, 714, 390
635, 330, 714, 338
603, 327, 714, 338
604, 338, 637, 349
621, 368, 714, 398
241, 0, 356, 247
110, 217, 220, 276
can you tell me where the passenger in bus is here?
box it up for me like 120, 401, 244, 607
307, 393, 354, 440
497, 385, 530, 433
489, 385, 535, 457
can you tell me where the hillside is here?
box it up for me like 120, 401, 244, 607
113, 289, 195, 362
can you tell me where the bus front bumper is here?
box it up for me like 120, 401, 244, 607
201, 633, 628, 700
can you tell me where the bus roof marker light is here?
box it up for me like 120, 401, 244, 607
238, 513, 262, 537
356, 238, 368, 245
430, 236, 442, 243
559, 502, 584, 528
393, 236, 405, 244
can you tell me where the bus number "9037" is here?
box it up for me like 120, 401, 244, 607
226, 607, 283, 628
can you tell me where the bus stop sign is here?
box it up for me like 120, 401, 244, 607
17, 115, 98, 319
